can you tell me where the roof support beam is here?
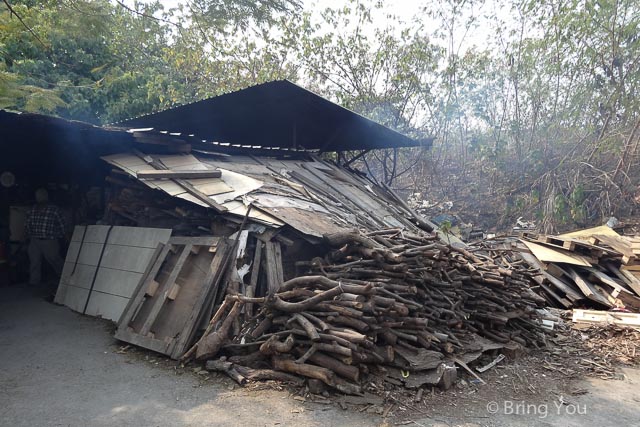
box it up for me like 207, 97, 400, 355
343, 149, 371, 168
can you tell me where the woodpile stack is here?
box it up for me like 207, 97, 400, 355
104, 169, 215, 234
473, 226, 640, 312
184, 229, 548, 394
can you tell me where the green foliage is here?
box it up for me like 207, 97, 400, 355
0, 69, 66, 112
1, 0, 639, 231
191, 0, 301, 32
439, 219, 452, 234
0, 0, 298, 122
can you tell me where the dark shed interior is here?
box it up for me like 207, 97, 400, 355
0, 110, 136, 284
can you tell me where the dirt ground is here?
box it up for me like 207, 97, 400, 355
1, 285, 639, 427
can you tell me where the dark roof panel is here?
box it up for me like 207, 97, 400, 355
117, 80, 429, 152
0, 109, 134, 182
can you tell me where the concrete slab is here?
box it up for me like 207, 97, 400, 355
107, 227, 171, 249
92, 268, 143, 299
55, 226, 171, 321
0, 287, 377, 427
99, 246, 157, 274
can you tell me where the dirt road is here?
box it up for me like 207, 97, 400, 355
1, 286, 638, 427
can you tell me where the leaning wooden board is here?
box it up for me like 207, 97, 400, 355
115, 236, 233, 359
54, 225, 172, 321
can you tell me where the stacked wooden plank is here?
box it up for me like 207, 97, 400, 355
476, 227, 640, 312
179, 229, 547, 394
103, 152, 285, 227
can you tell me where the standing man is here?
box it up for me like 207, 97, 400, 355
25, 189, 66, 286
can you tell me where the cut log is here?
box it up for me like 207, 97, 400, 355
259, 335, 295, 355
292, 313, 321, 342
233, 365, 304, 385
303, 351, 361, 382
271, 356, 336, 386
205, 358, 247, 385
196, 301, 243, 360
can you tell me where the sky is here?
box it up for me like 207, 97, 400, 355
122, 0, 518, 55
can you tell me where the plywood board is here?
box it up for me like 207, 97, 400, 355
107, 227, 172, 248
83, 225, 111, 243
75, 242, 105, 267
64, 241, 82, 265
209, 168, 263, 204
103, 153, 148, 169
147, 179, 186, 196
521, 240, 592, 267
137, 169, 221, 179
222, 200, 285, 226
176, 192, 208, 207
58, 284, 91, 313
193, 180, 233, 196
156, 154, 207, 169
259, 206, 343, 237
559, 226, 619, 240
64, 264, 98, 290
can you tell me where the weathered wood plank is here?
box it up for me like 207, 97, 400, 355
619, 268, 640, 297
565, 266, 611, 307
170, 239, 233, 359
246, 240, 263, 316
264, 240, 284, 295
139, 244, 193, 336
137, 169, 221, 179
573, 309, 640, 327
521, 240, 592, 267
168, 236, 219, 246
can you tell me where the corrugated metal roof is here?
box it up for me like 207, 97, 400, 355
116, 80, 431, 152
0, 109, 135, 182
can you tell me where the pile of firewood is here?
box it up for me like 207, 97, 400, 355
184, 229, 548, 394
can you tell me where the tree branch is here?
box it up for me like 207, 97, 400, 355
2, 0, 47, 49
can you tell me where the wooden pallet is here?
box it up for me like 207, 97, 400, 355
536, 235, 613, 258
572, 309, 640, 327
115, 236, 233, 359
588, 235, 640, 265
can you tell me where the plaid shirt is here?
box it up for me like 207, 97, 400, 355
25, 205, 66, 239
